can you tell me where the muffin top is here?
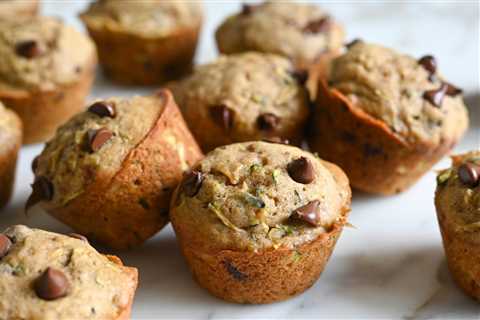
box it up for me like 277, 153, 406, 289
171, 142, 351, 252
31, 93, 167, 208
0, 16, 96, 92
0, 225, 137, 320
170, 52, 310, 150
328, 41, 468, 145
436, 151, 480, 229
0, 0, 37, 19
215, 1, 344, 64
81, 0, 203, 37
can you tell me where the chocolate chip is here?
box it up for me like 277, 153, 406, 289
287, 157, 315, 184
25, 176, 54, 211
0, 234, 12, 259
346, 38, 362, 49
241, 3, 255, 15
31, 156, 39, 173
181, 171, 203, 197
418, 55, 437, 77
68, 233, 88, 243
423, 84, 448, 108
444, 82, 463, 96
88, 101, 116, 118
86, 128, 113, 153
458, 163, 480, 188
34, 267, 69, 301
303, 16, 331, 34
293, 200, 322, 226
262, 137, 290, 145
257, 113, 279, 132
223, 260, 247, 281
15, 40, 42, 58
363, 144, 383, 157
290, 69, 308, 85
209, 105, 234, 131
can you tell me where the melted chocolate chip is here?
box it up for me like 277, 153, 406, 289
88, 101, 116, 118
15, 40, 42, 58
86, 128, 113, 153
418, 55, 437, 77
345, 38, 362, 49
68, 233, 88, 243
287, 157, 315, 184
458, 163, 480, 188
290, 69, 309, 85
241, 3, 256, 15
444, 82, 463, 96
34, 268, 69, 301
303, 17, 331, 34
257, 113, 279, 131
0, 234, 12, 259
181, 171, 204, 197
423, 84, 448, 108
262, 137, 290, 145
293, 200, 322, 226
223, 260, 247, 281
25, 177, 54, 211
209, 105, 234, 131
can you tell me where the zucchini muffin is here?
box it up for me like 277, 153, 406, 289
80, 0, 203, 85
170, 53, 310, 152
0, 0, 39, 19
170, 142, 351, 303
309, 41, 468, 195
27, 89, 203, 249
215, 1, 344, 68
0, 102, 22, 209
0, 16, 97, 144
435, 151, 480, 301
0, 225, 138, 319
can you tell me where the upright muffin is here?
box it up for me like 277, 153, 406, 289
0, 0, 39, 20
80, 0, 203, 85
170, 52, 310, 152
27, 90, 203, 249
0, 16, 97, 144
435, 151, 480, 301
170, 142, 351, 303
215, 1, 344, 68
0, 102, 22, 209
0, 225, 138, 319
309, 41, 468, 195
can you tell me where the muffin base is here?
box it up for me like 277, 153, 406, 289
83, 22, 201, 85
0, 56, 96, 144
43, 89, 203, 250
308, 80, 466, 195
436, 200, 480, 301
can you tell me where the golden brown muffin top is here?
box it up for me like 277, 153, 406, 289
436, 151, 480, 229
215, 1, 344, 64
328, 41, 468, 145
81, 0, 203, 37
171, 142, 351, 252
0, 225, 137, 320
0, 16, 96, 91
31, 94, 167, 208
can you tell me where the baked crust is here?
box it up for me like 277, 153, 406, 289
106, 255, 138, 320
308, 80, 467, 195
41, 90, 203, 249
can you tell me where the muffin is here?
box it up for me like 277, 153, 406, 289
0, 102, 22, 209
215, 1, 344, 69
0, 16, 97, 145
0, 225, 138, 319
0, 0, 39, 20
170, 52, 311, 152
435, 151, 480, 301
27, 89, 203, 249
80, 0, 203, 85
309, 41, 469, 195
170, 141, 351, 303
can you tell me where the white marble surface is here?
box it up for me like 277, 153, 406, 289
1, 1, 479, 319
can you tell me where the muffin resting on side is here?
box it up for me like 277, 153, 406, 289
309, 41, 469, 195
170, 53, 311, 152
27, 89, 203, 249
435, 151, 480, 301
0, 0, 39, 20
80, 0, 203, 85
0, 16, 97, 144
0, 102, 22, 209
170, 142, 351, 304
0, 225, 138, 319
215, 1, 344, 68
